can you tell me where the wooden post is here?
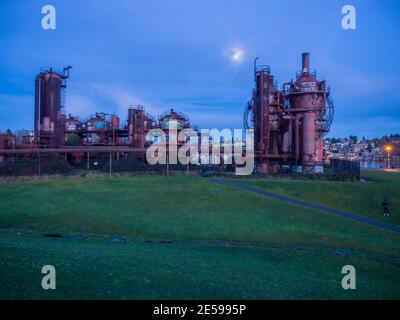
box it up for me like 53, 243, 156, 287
87, 152, 90, 170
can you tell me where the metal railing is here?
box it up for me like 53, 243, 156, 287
296, 70, 317, 79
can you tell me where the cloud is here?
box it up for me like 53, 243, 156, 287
90, 82, 165, 117
67, 94, 100, 118
78, 82, 244, 129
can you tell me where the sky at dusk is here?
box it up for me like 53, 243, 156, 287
0, 0, 399, 138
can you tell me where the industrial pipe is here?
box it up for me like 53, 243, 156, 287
257, 72, 265, 153
302, 112, 316, 166
302, 52, 310, 74
34, 75, 41, 143
295, 114, 303, 161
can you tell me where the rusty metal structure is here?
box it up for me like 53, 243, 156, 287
157, 109, 191, 147
158, 109, 190, 131
0, 66, 189, 163
1, 53, 332, 175
0, 134, 15, 163
30, 66, 160, 153
63, 108, 154, 148
0, 66, 195, 165
34, 66, 72, 147
244, 52, 333, 173
128, 106, 145, 148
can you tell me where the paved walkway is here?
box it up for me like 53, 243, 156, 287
209, 178, 400, 233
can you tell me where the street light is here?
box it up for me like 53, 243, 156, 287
384, 145, 393, 168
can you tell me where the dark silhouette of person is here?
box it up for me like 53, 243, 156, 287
382, 200, 390, 217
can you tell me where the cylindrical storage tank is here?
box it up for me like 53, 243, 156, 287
34, 70, 64, 147
302, 112, 316, 169
255, 71, 266, 154
136, 111, 145, 148
288, 53, 326, 172
111, 115, 120, 130
144, 116, 153, 132
65, 117, 82, 132
128, 108, 145, 147
316, 139, 324, 162
0, 135, 6, 149
281, 117, 292, 154
0, 135, 6, 162
294, 114, 302, 161
253, 67, 275, 156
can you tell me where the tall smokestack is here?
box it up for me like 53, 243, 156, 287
302, 52, 310, 74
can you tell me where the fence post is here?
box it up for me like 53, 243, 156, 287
109, 152, 113, 179
37, 152, 41, 176
166, 150, 169, 177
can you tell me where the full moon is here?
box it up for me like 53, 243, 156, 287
230, 48, 244, 63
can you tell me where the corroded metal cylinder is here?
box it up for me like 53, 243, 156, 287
128, 107, 145, 148
257, 71, 266, 153
302, 52, 310, 74
287, 53, 326, 172
111, 115, 120, 130
0, 135, 6, 163
302, 112, 316, 166
34, 70, 64, 147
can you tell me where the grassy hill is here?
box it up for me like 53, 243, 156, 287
238, 170, 400, 226
0, 173, 399, 299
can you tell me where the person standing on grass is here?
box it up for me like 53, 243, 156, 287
382, 199, 390, 217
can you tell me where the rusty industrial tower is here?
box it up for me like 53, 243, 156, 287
34, 66, 72, 147
244, 52, 334, 173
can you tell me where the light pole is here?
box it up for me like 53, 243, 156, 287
385, 145, 393, 169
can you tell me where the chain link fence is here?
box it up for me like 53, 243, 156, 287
331, 158, 361, 180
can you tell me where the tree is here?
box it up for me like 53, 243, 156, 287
65, 133, 80, 146
349, 135, 357, 144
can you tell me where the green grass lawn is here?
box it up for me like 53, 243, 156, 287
237, 170, 400, 226
0, 174, 399, 299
